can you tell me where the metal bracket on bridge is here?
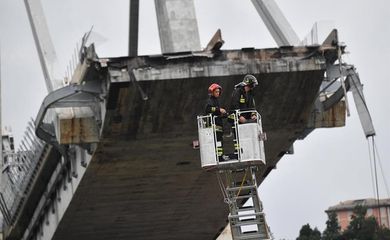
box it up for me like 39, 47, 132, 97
319, 63, 375, 137
320, 63, 352, 111
34, 82, 104, 152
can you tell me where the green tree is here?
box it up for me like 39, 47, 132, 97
377, 226, 390, 240
342, 205, 371, 240
296, 205, 390, 240
341, 205, 390, 240
311, 227, 321, 240
322, 211, 341, 240
296, 224, 321, 240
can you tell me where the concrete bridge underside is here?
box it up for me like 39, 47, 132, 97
3, 41, 344, 240
51, 47, 336, 240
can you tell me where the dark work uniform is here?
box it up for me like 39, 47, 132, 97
204, 96, 224, 126
230, 86, 256, 156
230, 87, 256, 119
204, 96, 224, 159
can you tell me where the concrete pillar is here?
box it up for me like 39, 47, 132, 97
155, 0, 201, 53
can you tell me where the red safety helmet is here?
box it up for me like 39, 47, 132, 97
208, 83, 222, 94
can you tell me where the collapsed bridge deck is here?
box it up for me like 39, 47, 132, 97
3, 36, 346, 240
51, 44, 341, 240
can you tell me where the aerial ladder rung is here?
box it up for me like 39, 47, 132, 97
229, 211, 265, 219
234, 194, 256, 200
235, 232, 269, 240
227, 185, 257, 192
231, 218, 262, 227
237, 206, 256, 212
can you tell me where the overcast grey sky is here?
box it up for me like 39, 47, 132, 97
1, 0, 389, 239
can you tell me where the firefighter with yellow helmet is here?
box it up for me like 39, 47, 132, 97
230, 74, 258, 123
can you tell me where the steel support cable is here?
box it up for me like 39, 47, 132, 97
367, 139, 377, 198
371, 136, 382, 226
216, 171, 229, 204
373, 139, 390, 198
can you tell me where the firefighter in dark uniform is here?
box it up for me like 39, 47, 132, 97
230, 74, 258, 123
229, 75, 258, 157
204, 83, 226, 161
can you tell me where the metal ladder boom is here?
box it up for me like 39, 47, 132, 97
218, 167, 271, 240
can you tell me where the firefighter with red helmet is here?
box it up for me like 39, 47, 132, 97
204, 83, 226, 160
205, 83, 226, 118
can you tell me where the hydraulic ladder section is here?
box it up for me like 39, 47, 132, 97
217, 167, 271, 240
197, 110, 271, 239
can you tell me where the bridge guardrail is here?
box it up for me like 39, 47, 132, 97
0, 120, 46, 226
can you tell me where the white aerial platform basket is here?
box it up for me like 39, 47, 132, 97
197, 110, 266, 171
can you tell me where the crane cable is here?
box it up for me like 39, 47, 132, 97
367, 139, 377, 199
370, 136, 381, 226
367, 135, 390, 227
373, 139, 390, 198
216, 171, 230, 204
